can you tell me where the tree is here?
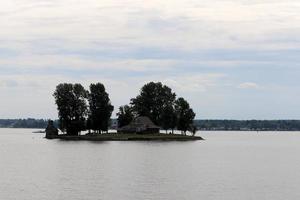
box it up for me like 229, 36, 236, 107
175, 97, 196, 134
130, 82, 176, 126
88, 83, 114, 134
117, 105, 134, 128
86, 116, 92, 134
161, 105, 177, 134
53, 83, 88, 135
189, 125, 198, 136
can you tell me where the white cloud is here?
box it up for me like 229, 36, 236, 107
163, 74, 226, 93
0, 0, 300, 119
1, 0, 300, 50
238, 82, 260, 89
0, 54, 176, 72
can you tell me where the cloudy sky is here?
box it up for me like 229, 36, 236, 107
0, 0, 300, 119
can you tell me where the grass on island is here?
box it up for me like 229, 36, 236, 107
49, 132, 203, 141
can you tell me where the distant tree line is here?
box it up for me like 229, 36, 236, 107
2, 118, 300, 131
194, 120, 300, 131
0, 119, 58, 129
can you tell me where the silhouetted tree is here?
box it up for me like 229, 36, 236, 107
88, 83, 114, 134
117, 105, 134, 128
130, 82, 176, 126
175, 97, 196, 134
161, 105, 177, 134
86, 116, 92, 134
189, 125, 198, 136
53, 83, 88, 135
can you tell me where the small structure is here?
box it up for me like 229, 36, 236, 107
45, 120, 59, 139
118, 116, 160, 134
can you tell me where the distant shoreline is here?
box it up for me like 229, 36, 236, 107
1, 127, 300, 132
2, 119, 300, 131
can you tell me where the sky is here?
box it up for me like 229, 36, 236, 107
0, 0, 300, 120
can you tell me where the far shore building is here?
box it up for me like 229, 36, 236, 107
118, 116, 160, 134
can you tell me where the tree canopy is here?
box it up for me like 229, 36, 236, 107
130, 82, 196, 134
175, 97, 196, 134
130, 82, 176, 126
89, 83, 114, 133
161, 104, 177, 133
53, 82, 113, 135
53, 83, 88, 135
117, 105, 134, 128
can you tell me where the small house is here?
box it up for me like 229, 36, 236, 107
118, 116, 160, 134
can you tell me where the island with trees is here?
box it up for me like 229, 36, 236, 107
46, 82, 203, 141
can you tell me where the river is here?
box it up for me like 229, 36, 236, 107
0, 128, 300, 200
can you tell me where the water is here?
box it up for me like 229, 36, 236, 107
1, 128, 300, 200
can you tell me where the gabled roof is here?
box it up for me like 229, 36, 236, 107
120, 116, 160, 130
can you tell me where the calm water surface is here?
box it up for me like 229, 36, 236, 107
1, 128, 300, 200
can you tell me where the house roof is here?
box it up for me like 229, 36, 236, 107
120, 116, 160, 130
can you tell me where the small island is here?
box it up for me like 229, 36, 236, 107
46, 117, 203, 141
46, 134, 203, 141
46, 82, 203, 141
